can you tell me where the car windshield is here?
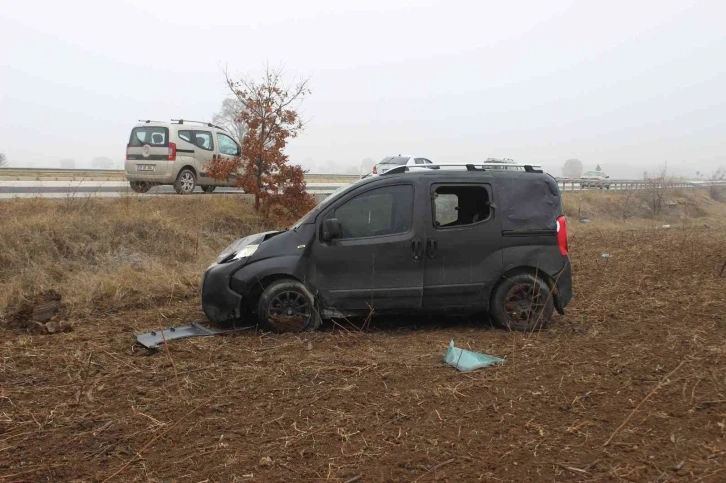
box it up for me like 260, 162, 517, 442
288, 179, 367, 230
379, 156, 409, 165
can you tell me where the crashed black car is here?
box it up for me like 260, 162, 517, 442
201, 164, 573, 332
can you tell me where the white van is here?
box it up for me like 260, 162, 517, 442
124, 120, 242, 194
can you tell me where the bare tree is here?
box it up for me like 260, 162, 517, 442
642, 163, 669, 217
212, 98, 247, 145
0, 152, 7, 168
562, 159, 583, 178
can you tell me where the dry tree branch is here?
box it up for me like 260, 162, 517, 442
604, 360, 687, 446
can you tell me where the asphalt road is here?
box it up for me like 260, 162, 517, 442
0, 180, 348, 200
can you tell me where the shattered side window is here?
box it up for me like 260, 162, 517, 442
433, 185, 490, 228
332, 184, 413, 239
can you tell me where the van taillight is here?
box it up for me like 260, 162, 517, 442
372, 165, 377, 174
556, 215, 568, 256
125, 143, 130, 161
168, 143, 177, 161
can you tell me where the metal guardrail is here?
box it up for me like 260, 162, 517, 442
556, 179, 726, 191
0, 167, 361, 182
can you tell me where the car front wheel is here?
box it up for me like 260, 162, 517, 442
490, 273, 554, 331
257, 280, 321, 333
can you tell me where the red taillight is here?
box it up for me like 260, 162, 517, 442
125, 143, 130, 161
372, 165, 377, 174
556, 215, 568, 256
168, 142, 176, 161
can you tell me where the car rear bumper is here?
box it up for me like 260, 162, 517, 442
201, 261, 246, 324
552, 260, 573, 314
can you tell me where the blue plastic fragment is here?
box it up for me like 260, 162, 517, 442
444, 339, 505, 372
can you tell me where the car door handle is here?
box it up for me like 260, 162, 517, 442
212, 154, 217, 160
426, 238, 438, 259
411, 239, 422, 260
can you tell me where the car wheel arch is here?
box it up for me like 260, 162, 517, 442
490, 265, 563, 314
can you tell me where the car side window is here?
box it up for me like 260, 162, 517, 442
217, 133, 240, 156
330, 184, 413, 239
178, 130, 193, 143
414, 158, 424, 165
433, 185, 490, 228
194, 131, 214, 151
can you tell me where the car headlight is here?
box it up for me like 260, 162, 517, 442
231, 244, 259, 261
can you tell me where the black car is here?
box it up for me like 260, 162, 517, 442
201, 164, 573, 332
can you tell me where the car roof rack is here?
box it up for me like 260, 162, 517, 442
138, 119, 165, 124
381, 163, 543, 176
171, 119, 227, 131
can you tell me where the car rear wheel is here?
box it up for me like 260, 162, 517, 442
202, 186, 216, 194
257, 280, 321, 333
174, 169, 196, 194
490, 273, 554, 331
129, 181, 152, 193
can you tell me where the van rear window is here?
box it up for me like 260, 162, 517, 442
129, 127, 169, 147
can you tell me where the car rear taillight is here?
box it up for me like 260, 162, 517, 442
556, 215, 568, 256
168, 142, 176, 161
372, 165, 377, 174
125, 143, 130, 160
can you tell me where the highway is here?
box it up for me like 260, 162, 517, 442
0, 180, 348, 200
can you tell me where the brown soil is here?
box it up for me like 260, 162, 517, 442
2, 225, 725, 482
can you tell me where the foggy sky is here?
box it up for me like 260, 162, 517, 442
1, 0, 725, 179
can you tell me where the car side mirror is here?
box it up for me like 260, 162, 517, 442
606, 175, 610, 178
322, 218, 342, 241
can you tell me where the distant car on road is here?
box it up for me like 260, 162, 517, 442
366, 155, 439, 177
125, 119, 242, 194
580, 170, 611, 189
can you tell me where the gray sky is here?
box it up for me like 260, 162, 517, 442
1, 0, 725, 178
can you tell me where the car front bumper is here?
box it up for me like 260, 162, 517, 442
201, 260, 246, 324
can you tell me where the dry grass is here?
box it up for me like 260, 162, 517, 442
0, 195, 271, 318
1, 190, 725, 482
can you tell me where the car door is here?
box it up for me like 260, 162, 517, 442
191, 130, 217, 185
215, 132, 242, 186
312, 179, 425, 311
423, 180, 502, 308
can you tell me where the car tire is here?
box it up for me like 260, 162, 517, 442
129, 181, 151, 193
202, 186, 216, 194
174, 169, 196, 194
257, 280, 321, 333
490, 273, 554, 331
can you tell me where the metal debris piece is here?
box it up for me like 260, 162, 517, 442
579, 218, 591, 224
444, 339, 505, 372
135, 322, 253, 349
601, 253, 612, 259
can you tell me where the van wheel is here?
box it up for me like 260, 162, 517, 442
174, 169, 196, 194
202, 186, 216, 194
490, 273, 554, 331
257, 280, 321, 333
129, 181, 151, 193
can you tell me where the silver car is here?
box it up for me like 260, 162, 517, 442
369, 155, 439, 176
